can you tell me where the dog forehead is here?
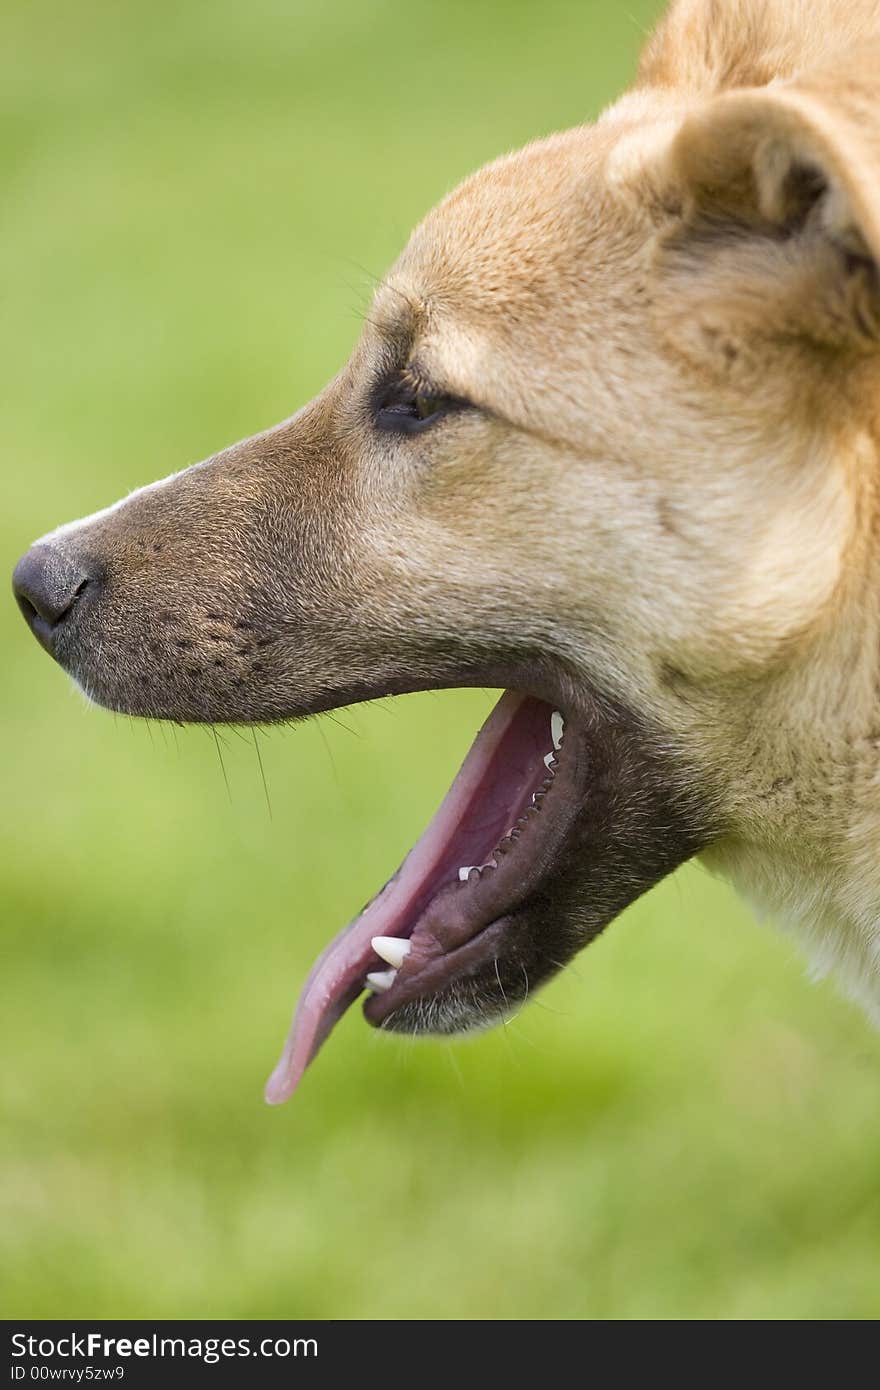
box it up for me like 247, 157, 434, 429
364, 120, 666, 437
383, 125, 620, 323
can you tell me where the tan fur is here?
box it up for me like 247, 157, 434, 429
618, 0, 880, 1015
17, 0, 880, 1030
371, 0, 880, 1017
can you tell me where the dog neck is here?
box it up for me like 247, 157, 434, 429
704, 423, 880, 1020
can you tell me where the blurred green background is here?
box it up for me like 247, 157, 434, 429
3, 0, 879, 1322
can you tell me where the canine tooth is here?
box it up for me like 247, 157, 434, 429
366, 968, 397, 993
544, 752, 557, 770
551, 711, 564, 750
459, 866, 477, 881
371, 936, 412, 969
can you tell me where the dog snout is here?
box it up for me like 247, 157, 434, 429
12, 544, 97, 650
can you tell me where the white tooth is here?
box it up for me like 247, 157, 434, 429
551, 711, 564, 750
459, 866, 477, 881
544, 752, 556, 770
371, 936, 412, 969
366, 968, 397, 993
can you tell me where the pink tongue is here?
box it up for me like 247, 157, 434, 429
264, 691, 554, 1104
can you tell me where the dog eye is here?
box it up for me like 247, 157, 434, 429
414, 392, 444, 421
374, 379, 460, 434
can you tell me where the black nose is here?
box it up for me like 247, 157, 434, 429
13, 544, 95, 645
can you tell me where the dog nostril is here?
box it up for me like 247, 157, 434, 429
15, 591, 40, 628
12, 545, 96, 638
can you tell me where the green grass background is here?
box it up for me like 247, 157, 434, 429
3, 0, 879, 1321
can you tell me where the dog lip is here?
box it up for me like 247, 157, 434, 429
361, 721, 588, 1028
363, 914, 516, 1026
264, 691, 587, 1103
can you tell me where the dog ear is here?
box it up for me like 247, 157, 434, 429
657, 49, 880, 360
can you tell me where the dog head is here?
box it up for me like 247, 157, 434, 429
14, 0, 880, 1095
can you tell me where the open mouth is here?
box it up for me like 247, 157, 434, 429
12, 535, 711, 1104
265, 691, 590, 1103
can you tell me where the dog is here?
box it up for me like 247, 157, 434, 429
13, 0, 880, 1102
